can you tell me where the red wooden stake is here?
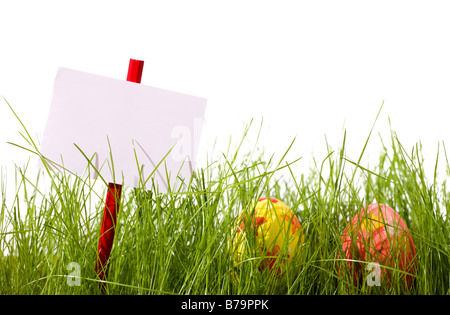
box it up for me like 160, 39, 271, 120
95, 182, 122, 282
127, 58, 145, 84
96, 59, 144, 289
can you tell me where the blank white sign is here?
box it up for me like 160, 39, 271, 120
40, 67, 207, 191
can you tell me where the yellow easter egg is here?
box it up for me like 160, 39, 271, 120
230, 197, 304, 280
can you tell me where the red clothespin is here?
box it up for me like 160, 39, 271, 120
96, 59, 144, 290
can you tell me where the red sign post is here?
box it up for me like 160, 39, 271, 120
95, 59, 144, 290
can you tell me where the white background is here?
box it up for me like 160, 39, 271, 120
1, 0, 450, 190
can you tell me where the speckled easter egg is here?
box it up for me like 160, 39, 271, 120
230, 197, 304, 279
341, 203, 417, 289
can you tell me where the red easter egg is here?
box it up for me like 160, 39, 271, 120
341, 203, 417, 289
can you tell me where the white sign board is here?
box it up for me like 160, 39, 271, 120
40, 67, 207, 191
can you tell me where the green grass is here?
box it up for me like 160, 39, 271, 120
1, 103, 449, 295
